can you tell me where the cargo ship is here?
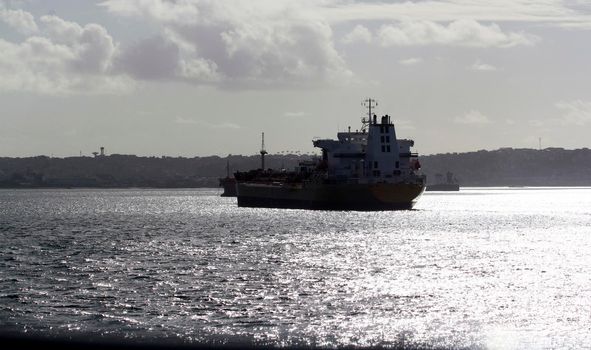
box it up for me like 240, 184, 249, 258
234, 99, 426, 210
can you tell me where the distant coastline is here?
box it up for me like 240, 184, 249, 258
1, 147, 591, 188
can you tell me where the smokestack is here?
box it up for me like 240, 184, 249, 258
100, 147, 105, 156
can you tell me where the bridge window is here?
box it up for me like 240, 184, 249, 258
374, 161, 378, 169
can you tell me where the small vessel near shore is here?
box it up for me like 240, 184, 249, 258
426, 171, 460, 191
234, 99, 426, 210
219, 158, 237, 197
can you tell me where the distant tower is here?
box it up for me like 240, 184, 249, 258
539, 137, 542, 150
260, 132, 268, 170
100, 147, 105, 156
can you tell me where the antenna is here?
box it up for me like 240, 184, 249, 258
260, 132, 268, 170
361, 98, 378, 129
539, 137, 542, 150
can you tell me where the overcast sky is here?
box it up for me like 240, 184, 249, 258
1, 0, 591, 157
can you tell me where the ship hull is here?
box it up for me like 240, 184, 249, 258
236, 182, 425, 211
219, 177, 237, 197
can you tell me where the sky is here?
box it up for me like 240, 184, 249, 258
1, 0, 591, 157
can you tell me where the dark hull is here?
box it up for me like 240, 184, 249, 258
237, 182, 425, 211
219, 177, 237, 197
237, 196, 415, 210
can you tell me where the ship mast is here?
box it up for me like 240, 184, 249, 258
260, 132, 268, 170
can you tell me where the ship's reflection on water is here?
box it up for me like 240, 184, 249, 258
1, 188, 591, 348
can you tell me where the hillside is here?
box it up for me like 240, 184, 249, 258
0, 154, 308, 188
1, 147, 590, 188
420, 148, 591, 186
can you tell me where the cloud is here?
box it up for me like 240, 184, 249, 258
115, 35, 180, 80
98, 0, 200, 25
454, 110, 492, 124
469, 60, 498, 71
101, 0, 353, 88
40, 15, 117, 73
0, 0, 571, 95
378, 19, 538, 48
321, 0, 591, 29
399, 57, 422, 65
342, 24, 372, 44
0, 7, 38, 34
112, 34, 220, 82
530, 100, 591, 127
0, 15, 132, 95
555, 100, 591, 125
0, 1, 353, 94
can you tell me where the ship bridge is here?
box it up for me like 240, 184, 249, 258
311, 112, 419, 183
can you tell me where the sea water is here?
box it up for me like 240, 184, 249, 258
1, 187, 590, 349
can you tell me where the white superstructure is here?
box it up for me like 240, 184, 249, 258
312, 112, 422, 184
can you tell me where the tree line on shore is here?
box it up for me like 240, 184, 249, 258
1, 147, 590, 188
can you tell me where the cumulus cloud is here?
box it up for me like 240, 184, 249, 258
0, 0, 353, 94
378, 19, 538, 48
454, 110, 492, 124
342, 24, 372, 44
0, 1, 557, 95
115, 36, 180, 80
0, 11, 131, 94
40, 15, 116, 73
100, 0, 353, 88
0, 8, 38, 34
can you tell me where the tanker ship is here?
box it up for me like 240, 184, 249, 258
234, 99, 426, 210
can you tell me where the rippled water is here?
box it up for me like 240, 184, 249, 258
1, 187, 591, 349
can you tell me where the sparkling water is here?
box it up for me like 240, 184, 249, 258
1, 188, 590, 349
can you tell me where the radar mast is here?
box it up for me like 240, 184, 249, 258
361, 98, 378, 131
